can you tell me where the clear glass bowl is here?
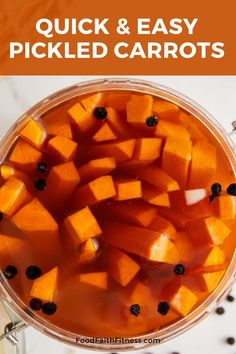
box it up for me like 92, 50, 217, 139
0, 78, 235, 351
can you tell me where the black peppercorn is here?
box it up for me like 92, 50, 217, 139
29, 298, 43, 311
130, 304, 140, 317
37, 162, 47, 173
146, 115, 158, 127
4, 265, 18, 279
226, 183, 236, 196
93, 107, 107, 120
34, 178, 46, 191
157, 302, 169, 315
25, 265, 42, 280
42, 302, 57, 315
174, 264, 185, 276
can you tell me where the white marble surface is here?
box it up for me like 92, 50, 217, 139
0, 76, 235, 354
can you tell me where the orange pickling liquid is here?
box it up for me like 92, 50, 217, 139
0, 90, 235, 338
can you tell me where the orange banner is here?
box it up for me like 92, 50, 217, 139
0, 0, 235, 75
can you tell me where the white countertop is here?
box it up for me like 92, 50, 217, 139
0, 76, 235, 354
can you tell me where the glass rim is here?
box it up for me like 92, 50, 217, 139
0, 77, 235, 351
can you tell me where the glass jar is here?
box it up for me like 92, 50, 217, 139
0, 78, 235, 351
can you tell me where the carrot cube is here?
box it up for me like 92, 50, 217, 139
155, 120, 190, 140
20, 119, 46, 149
78, 238, 98, 265
108, 247, 140, 286
153, 98, 179, 119
80, 92, 103, 112
114, 178, 142, 201
127, 95, 153, 127
78, 157, 116, 182
44, 112, 72, 139
0, 177, 31, 216
30, 267, 58, 302
106, 107, 133, 138
104, 200, 156, 227
186, 216, 231, 246
199, 246, 226, 269
72, 175, 116, 207
79, 272, 108, 290
169, 285, 198, 316
92, 122, 117, 142
162, 136, 192, 188
157, 207, 191, 229
131, 164, 179, 192
175, 232, 194, 263
197, 270, 225, 292
142, 182, 170, 207
103, 221, 180, 263
9, 139, 42, 172
148, 215, 176, 241
214, 195, 236, 220
106, 93, 131, 111
64, 206, 102, 246
11, 198, 58, 240
177, 111, 208, 141
133, 138, 162, 162
47, 135, 78, 163
188, 140, 216, 188
89, 139, 136, 163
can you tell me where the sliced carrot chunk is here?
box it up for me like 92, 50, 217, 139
127, 94, 153, 127
114, 178, 142, 201
157, 207, 192, 229
89, 139, 136, 163
175, 232, 194, 263
9, 139, 42, 172
68, 103, 93, 133
64, 206, 102, 246
79, 272, 107, 290
185, 216, 231, 246
108, 247, 140, 286
133, 138, 162, 161
103, 221, 180, 263
92, 122, 117, 142
142, 182, 170, 207
177, 111, 208, 141
11, 198, 58, 240
0, 234, 25, 265
148, 215, 176, 241
104, 200, 156, 227
106, 93, 131, 111
169, 189, 207, 208
153, 98, 179, 119
44, 112, 72, 139
129, 164, 179, 192
169, 285, 198, 316
199, 246, 226, 269
214, 194, 236, 220
155, 120, 190, 140
78, 157, 116, 182
43, 161, 80, 209
106, 107, 133, 138
72, 175, 116, 207
197, 270, 225, 292
80, 92, 103, 111
20, 119, 46, 149
0, 177, 31, 216
188, 140, 216, 188
47, 135, 78, 163
78, 238, 98, 265
162, 136, 192, 188
30, 267, 58, 302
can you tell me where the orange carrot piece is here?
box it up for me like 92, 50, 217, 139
175, 232, 194, 263
20, 119, 46, 149
162, 136, 192, 188
108, 247, 140, 286
11, 198, 58, 240
185, 216, 231, 246
114, 178, 142, 201
106, 93, 131, 111
0, 164, 30, 185
153, 98, 179, 119
89, 139, 136, 163
80, 93, 103, 111
169, 285, 198, 316
79, 272, 108, 290
188, 140, 216, 188
214, 194, 236, 220
197, 270, 225, 292
103, 221, 180, 263
92, 122, 117, 142
142, 182, 170, 207
0, 177, 31, 216
106, 107, 133, 138
148, 215, 176, 241
64, 206, 102, 246
104, 200, 156, 227
72, 175, 116, 207
177, 111, 208, 141
169, 189, 207, 208
78, 157, 116, 182
155, 120, 190, 140
200, 246, 226, 268
43, 161, 80, 209
127, 94, 153, 127
9, 139, 42, 172
129, 164, 179, 192
44, 112, 72, 139
47, 135, 78, 163
157, 207, 192, 229
78, 238, 98, 265
0, 234, 25, 263
133, 138, 162, 161
30, 267, 58, 302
